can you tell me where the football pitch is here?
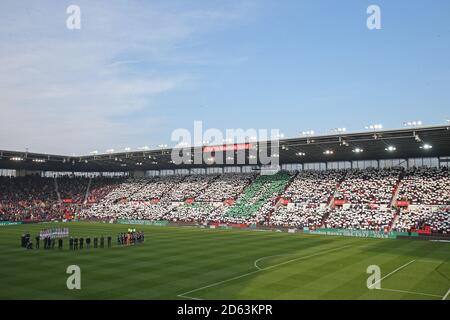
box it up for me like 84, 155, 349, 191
0, 222, 449, 300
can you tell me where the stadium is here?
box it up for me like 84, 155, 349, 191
0, 125, 449, 300
1, 0, 449, 306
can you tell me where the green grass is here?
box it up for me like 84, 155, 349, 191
0, 222, 449, 300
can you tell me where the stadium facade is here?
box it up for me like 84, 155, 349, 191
0, 125, 449, 177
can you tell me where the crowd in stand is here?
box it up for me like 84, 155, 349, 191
1, 167, 449, 234
324, 205, 395, 231
0, 176, 57, 221
195, 173, 255, 202
335, 168, 401, 205
129, 176, 184, 201
82, 173, 260, 224
164, 204, 227, 223
283, 170, 344, 204
397, 167, 449, 205
167, 175, 217, 201
57, 177, 88, 203
0, 175, 122, 222
81, 202, 177, 221
393, 206, 450, 234
87, 178, 125, 203
268, 205, 330, 229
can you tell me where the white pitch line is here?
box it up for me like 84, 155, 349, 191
177, 293, 203, 300
416, 259, 445, 264
178, 244, 352, 299
178, 269, 261, 298
369, 260, 416, 289
378, 287, 443, 299
260, 245, 352, 271
253, 243, 357, 270
254, 253, 295, 270
443, 288, 450, 300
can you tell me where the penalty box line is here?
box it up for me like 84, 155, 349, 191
178, 244, 353, 300
443, 288, 450, 301
377, 287, 444, 299
369, 259, 416, 290
372, 260, 448, 300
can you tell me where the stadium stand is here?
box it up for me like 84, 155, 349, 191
334, 168, 402, 205
392, 206, 449, 234
0, 167, 448, 233
397, 167, 449, 205
324, 205, 395, 231
283, 170, 344, 204
268, 205, 331, 229
226, 171, 291, 220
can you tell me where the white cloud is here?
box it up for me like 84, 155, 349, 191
0, 0, 252, 154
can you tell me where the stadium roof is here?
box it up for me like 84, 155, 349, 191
1, 125, 449, 172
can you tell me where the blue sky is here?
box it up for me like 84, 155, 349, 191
0, 0, 449, 155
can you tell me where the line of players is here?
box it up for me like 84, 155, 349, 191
117, 229, 145, 246
23, 230, 144, 250
69, 235, 112, 250
32, 234, 113, 250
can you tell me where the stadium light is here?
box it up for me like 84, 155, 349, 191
385, 146, 397, 152
271, 153, 280, 158
365, 124, 383, 131
158, 144, 168, 149
10, 157, 24, 161
403, 120, 423, 127
296, 152, 306, 156
420, 144, 433, 150
90, 150, 99, 155
323, 150, 334, 155
301, 130, 315, 136
32, 159, 46, 163
176, 141, 189, 148
352, 148, 364, 154
330, 127, 347, 134
124, 147, 131, 152
106, 149, 114, 154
